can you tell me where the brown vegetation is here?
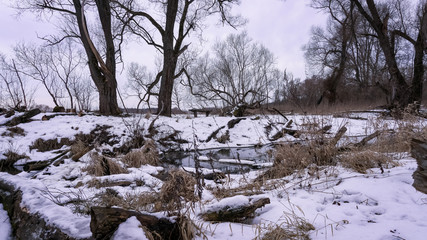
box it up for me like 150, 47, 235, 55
159, 169, 197, 211
83, 152, 128, 176
121, 139, 160, 167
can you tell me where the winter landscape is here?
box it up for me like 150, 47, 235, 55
0, 108, 426, 240
1, 0, 427, 239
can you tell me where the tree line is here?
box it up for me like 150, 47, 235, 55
0, 0, 426, 116
303, 0, 427, 110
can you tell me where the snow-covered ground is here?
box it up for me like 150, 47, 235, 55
0, 203, 12, 240
0, 110, 426, 239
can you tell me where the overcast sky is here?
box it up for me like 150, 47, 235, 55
0, 0, 327, 106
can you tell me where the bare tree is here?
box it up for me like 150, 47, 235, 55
70, 77, 95, 112
187, 32, 278, 114
113, 0, 244, 116
391, 0, 427, 107
0, 53, 35, 109
16, 0, 121, 115
49, 39, 85, 110
305, 0, 355, 105
125, 62, 158, 110
350, 0, 425, 109
14, 43, 64, 107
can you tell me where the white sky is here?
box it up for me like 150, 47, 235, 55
0, 0, 327, 107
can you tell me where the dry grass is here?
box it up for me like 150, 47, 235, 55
159, 169, 197, 211
121, 139, 160, 167
1, 126, 25, 137
70, 140, 91, 161
339, 150, 395, 173
262, 143, 312, 180
83, 152, 128, 176
0, 150, 29, 171
258, 203, 314, 240
261, 225, 312, 240
30, 137, 72, 152
364, 108, 427, 154
261, 139, 338, 181
217, 130, 230, 144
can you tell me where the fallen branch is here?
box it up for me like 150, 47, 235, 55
273, 108, 289, 121
23, 150, 70, 172
201, 197, 270, 222
331, 126, 347, 146
3, 109, 41, 126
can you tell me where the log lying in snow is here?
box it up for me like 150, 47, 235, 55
0, 179, 82, 240
90, 207, 181, 240
411, 139, 427, 194
3, 108, 41, 126
201, 197, 270, 222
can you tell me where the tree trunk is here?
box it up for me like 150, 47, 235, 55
158, 0, 179, 117
73, 0, 120, 116
98, 79, 120, 116
411, 32, 425, 105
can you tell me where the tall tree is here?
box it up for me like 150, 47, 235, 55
113, 0, 243, 116
392, 0, 427, 106
350, 0, 419, 109
17, 0, 121, 115
306, 0, 355, 105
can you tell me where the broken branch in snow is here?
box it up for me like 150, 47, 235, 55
201, 197, 270, 222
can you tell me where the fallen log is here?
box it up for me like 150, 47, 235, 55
90, 207, 181, 240
22, 150, 70, 172
201, 197, 270, 222
269, 128, 299, 141
0, 179, 85, 240
4, 108, 41, 126
227, 117, 246, 129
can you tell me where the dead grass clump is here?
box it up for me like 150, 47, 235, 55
159, 169, 197, 211
30, 138, 72, 152
262, 143, 311, 180
217, 130, 230, 144
121, 192, 159, 212
1, 150, 29, 171
70, 140, 91, 161
83, 152, 128, 176
2, 126, 25, 137
340, 150, 395, 173
261, 225, 312, 240
261, 140, 337, 181
121, 139, 160, 167
95, 188, 124, 208
175, 216, 195, 240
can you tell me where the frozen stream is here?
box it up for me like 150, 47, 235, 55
162, 144, 275, 173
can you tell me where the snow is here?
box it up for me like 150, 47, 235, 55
0, 111, 426, 239
112, 216, 149, 240
0, 203, 12, 240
